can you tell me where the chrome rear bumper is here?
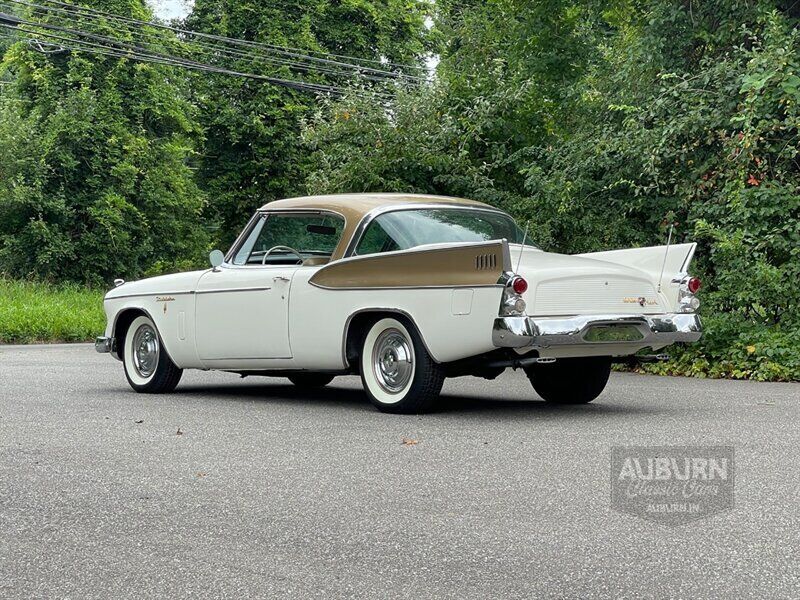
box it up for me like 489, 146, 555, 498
493, 313, 702, 349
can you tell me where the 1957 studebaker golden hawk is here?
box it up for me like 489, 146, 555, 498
96, 193, 702, 413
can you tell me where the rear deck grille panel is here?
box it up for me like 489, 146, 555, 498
531, 277, 662, 315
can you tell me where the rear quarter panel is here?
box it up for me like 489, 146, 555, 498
290, 241, 510, 368
289, 274, 503, 368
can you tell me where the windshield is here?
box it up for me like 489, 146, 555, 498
232, 212, 345, 265
354, 208, 524, 256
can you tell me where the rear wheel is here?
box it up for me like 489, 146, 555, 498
287, 374, 335, 389
122, 315, 182, 393
359, 317, 444, 414
525, 357, 611, 404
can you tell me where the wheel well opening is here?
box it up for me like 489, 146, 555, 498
344, 311, 417, 372
113, 308, 147, 357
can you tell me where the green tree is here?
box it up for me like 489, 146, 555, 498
185, 0, 432, 248
304, 0, 800, 380
0, 0, 207, 284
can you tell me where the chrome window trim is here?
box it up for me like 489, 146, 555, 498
224, 208, 348, 267
343, 203, 516, 258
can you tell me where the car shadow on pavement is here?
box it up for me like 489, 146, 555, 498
434, 394, 661, 418
175, 381, 372, 411
173, 380, 662, 418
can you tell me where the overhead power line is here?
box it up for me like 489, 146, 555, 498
0, 0, 431, 96
3, 2, 407, 84
38, 0, 426, 75
0, 20, 357, 96
3, 0, 425, 82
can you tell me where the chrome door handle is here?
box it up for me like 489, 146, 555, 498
273, 276, 290, 282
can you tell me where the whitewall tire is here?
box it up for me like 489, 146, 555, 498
122, 315, 182, 393
359, 317, 444, 414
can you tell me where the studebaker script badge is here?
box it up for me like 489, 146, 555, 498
623, 296, 657, 307
156, 296, 176, 302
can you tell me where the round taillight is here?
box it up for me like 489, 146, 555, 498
511, 276, 528, 295
687, 277, 701, 294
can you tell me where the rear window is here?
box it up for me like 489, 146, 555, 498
354, 208, 523, 256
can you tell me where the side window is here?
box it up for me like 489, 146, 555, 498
355, 221, 399, 256
231, 213, 344, 265
353, 208, 524, 257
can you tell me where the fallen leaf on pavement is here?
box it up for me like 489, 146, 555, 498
176, 427, 183, 436
134, 419, 144, 424
401, 437, 418, 446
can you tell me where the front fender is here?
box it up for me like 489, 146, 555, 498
103, 292, 200, 369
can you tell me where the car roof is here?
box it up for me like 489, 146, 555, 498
260, 193, 494, 217
259, 194, 502, 260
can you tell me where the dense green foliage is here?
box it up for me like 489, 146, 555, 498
0, 0, 798, 379
302, 0, 800, 380
185, 0, 432, 247
0, 278, 104, 343
0, 0, 208, 284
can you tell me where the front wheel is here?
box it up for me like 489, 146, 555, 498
525, 357, 611, 404
360, 317, 444, 414
122, 315, 183, 393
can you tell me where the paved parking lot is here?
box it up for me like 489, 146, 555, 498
1, 344, 799, 598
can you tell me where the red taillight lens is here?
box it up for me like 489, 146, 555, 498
511, 276, 528, 295
687, 277, 701, 294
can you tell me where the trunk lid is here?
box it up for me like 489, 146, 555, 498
510, 246, 666, 316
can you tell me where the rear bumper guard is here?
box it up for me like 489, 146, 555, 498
493, 313, 702, 349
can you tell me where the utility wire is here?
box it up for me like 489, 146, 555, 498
5, 0, 425, 80
0, 4, 384, 83
41, 0, 427, 74
0, 21, 377, 96
0, 0, 420, 92
0, 4, 401, 97
3, 2, 405, 84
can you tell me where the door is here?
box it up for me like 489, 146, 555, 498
193, 210, 346, 362
195, 265, 294, 360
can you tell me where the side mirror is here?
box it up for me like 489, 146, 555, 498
209, 249, 225, 269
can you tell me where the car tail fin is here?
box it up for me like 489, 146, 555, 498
577, 243, 697, 291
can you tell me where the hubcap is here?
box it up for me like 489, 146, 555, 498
372, 328, 414, 394
132, 324, 159, 378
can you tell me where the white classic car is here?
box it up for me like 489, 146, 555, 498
96, 193, 702, 413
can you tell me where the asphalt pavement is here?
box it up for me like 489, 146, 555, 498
1, 344, 798, 599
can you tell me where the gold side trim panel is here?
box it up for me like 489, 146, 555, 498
309, 240, 510, 290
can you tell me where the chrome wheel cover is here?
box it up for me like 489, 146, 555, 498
372, 328, 414, 393
131, 324, 159, 378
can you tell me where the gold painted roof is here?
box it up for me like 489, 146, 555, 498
260, 193, 496, 260
261, 193, 491, 218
